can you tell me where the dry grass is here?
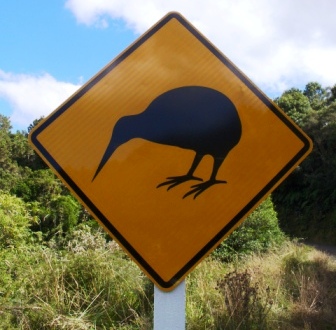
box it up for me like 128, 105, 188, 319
185, 241, 336, 330
282, 248, 336, 329
1, 234, 336, 329
231, 242, 336, 329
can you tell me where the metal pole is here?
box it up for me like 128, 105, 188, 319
154, 280, 186, 330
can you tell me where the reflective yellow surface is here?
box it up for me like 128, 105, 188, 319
30, 13, 312, 290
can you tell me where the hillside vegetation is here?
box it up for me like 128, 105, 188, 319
273, 82, 336, 243
0, 81, 335, 329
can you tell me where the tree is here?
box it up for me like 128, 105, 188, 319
0, 115, 13, 171
27, 117, 44, 134
49, 195, 81, 232
274, 88, 311, 124
273, 83, 336, 243
327, 84, 336, 105
11, 130, 47, 170
303, 82, 328, 111
0, 115, 20, 191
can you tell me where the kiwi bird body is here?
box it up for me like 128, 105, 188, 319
92, 86, 242, 198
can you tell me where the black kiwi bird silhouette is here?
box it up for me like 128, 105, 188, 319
92, 86, 242, 199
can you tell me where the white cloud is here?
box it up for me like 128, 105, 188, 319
65, 0, 336, 96
0, 70, 80, 131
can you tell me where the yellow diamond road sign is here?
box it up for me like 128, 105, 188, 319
29, 12, 312, 291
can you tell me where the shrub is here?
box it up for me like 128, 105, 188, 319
28, 194, 82, 243
213, 196, 285, 261
0, 191, 35, 248
0, 229, 153, 329
12, 168, 62, 204
215, 269, 273, 329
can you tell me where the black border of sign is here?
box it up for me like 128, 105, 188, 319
30, 12, 312, 290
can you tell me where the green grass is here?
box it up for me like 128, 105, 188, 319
1, 229, 336, 329
0, 227, 153, 329
189, 241, 336, 329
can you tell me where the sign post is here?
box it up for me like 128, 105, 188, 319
29, 11, 312, 294
154, 281, 186, 330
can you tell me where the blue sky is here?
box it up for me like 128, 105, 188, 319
1, 0, 336, 131
1, 1, 135, 83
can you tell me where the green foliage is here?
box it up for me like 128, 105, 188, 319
0, 116, 12, 171
213, 197, 285, 261
2, 236, 336, 329
0, 115, 96, 243
0, 230, 153, 329
0, 191, 35, 248
0, 116, 46, 192
186, 260, 226, 329
1, 81, 336, 328
11, 167, 81, 239
27, 116, 44, 134
328, 84, 336, 104
0, 115, 20, 191
188, 242, 336, 329
274, 88, 311, 124
43, 195, 81, 240
303, 81, 328, 111
12, 168, 62, 203
11, 131, 46, 170
273, 82, 336, 243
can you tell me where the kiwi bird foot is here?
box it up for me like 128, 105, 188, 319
183, 179, 227, 199
157, 175, 203, 191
